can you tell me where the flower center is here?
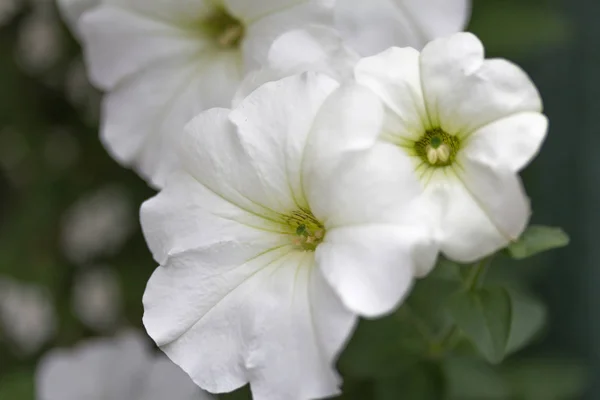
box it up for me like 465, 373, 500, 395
202, 8, 245, 48
286, 209, 325, 252
414, 128, 460, 167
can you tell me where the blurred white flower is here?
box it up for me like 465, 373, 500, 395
354, 32, 548, 262
36, 331, 213, 400
335, 0, 471, 55
0, 0, 21, 27
16, 6, 63, 74
0, 277, 56, 355
72, 267, 121, 332
141, 73, 436, 400
64, 0, 333, 187
61, 185, 134, 264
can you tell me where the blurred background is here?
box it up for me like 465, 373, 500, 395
0, 0, 595, 398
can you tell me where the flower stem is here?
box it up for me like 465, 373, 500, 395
434, 256, 494, 355
463, 256, 493, 291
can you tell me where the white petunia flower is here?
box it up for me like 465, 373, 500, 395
0, 277, 56, 356
335, 0, 471, 55
354, 32, 548, 262
72, 0, 334, 187
36, 331, 213, 400
141, 73, 436, 400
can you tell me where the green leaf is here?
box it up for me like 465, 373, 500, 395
508, 225, 570, 259
373, 362, 445, 400
444, 357, 510, 400
448, 287, 512, 364
502, 359, 588, 400
506, 291, 547, 354
338, 311, 428, 378
468, 1, 571, 57
406, 275, 462, 333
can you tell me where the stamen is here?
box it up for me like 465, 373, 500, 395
286, 209, 325, 251
414, 128, 460, 167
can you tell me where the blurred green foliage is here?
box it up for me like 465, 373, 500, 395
0, 0, 588, 399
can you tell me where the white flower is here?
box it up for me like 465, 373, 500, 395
353, 32, 548, 262
72, 0, 333, 187
141, 73, 436, 400
0, 277, 56, 355
335, 0, 472, 55
36, 331, 213, 400
16, 5, 63, 75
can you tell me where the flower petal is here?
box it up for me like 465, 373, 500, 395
303, 84, 424, 227
354, 46, 428, 140
316, 224, 429, 317
335, 0, 470, 55
80, 2, 212, 90
428, 157, 530, 262
143, 248, 356, 399
225, 0, 332, 22
226, 72, 340, 213
101, 53, 241, 188
465, 112, 548, 172
419, 32, 543, 136
139, 358, 213, 400
56, 0, 99, 38
36, 332, 151, 400
242, 1, 333, 69
233, 26, 358, 106
267, 26, 358, 79
140, 172, 286, 266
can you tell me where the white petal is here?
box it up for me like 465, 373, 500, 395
56, 0, 99, 38
141, 172, 286, 266
139, 358, 213, 400
101, 53, 241, 188
36, 331, 212, 400
303, 84, 424, 228
316, 224, 428, 317
335, 0, 470, 55
103, 0, 214, 21
225, 0, 331, 22
79, 3, 211, 90
267, 26, 358, 80
420, 32, 543, 135
354, 47, 428, 140
36, 332, 151, 400
233, 26, 357, 106
225, 72, 339, 213
143, 249, 356, 399
429, 157, 530, 263
465, 112, 548, 172
242, 1, 333, 69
